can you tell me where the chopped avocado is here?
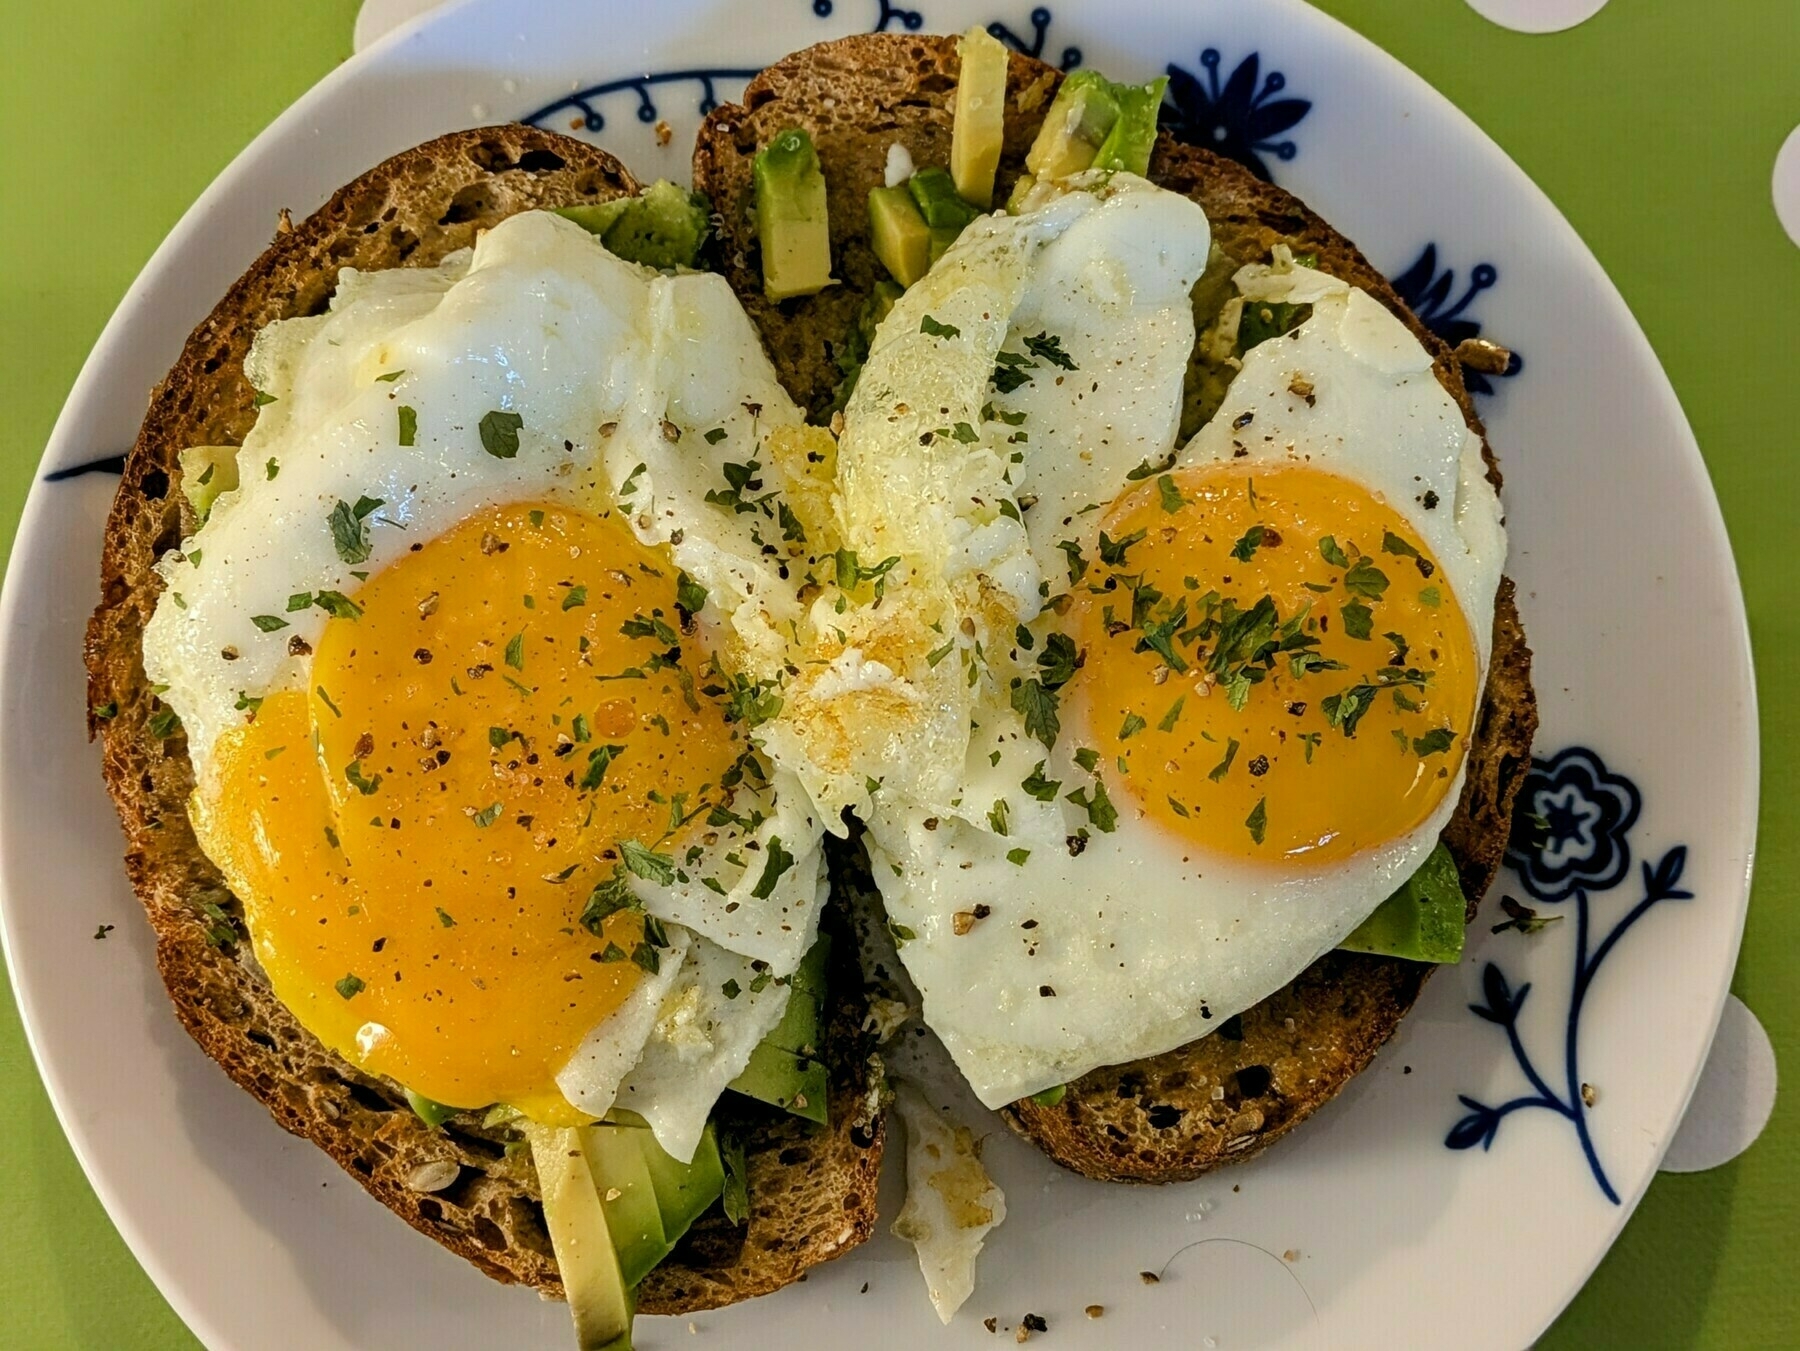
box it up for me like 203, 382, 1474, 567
632, 1117, 727, 1242
951, 24, 1008, 208
1024, 70, 1121, 182
581, 1124, 669, 1289
906, 168, 983, 266
1091, 75, 1167, 177
525, 1123, 634, 1351
868, 185, 931, 286
1339, 842, 1468, 964
728, 934, 830, 1122
753, 128, 834, 301
554, 180, 711, 270
905, 167, 982, 231
178, 445, 239, 521
1005, 171, 1037, 213
404, 1088, 459, 1128
1237, 299, 1312, 353
732, 1042, 830, 1122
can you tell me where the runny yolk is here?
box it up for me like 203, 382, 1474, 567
191, 502, 743, 1121
1064, 464, 1479, 865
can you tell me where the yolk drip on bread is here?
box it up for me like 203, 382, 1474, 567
192, 503, 743, 1120
1067, 465, 1477, 864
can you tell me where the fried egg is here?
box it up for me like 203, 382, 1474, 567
144, 211, 832, 1153
815, 180, 1505, 1107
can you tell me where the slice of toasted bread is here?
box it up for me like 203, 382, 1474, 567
83, 125, 882, 1305
695, 35, 1538, 1182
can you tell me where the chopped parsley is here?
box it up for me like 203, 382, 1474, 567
1245, 797, 1268, 845
620, 839, 676, 885
1022, 331, 1076, 370
328, 495, 384, 566
335, 973, 365, 1000
1158, 475, 1186, 513
471, 801, 503, 827
1209, 737, 1241, 782
751, 837, 796, 899
562, 584, 587, 611
919, 314, 961, 339
579, 744, 628, 792
397, 405, 417, 446
251, 614, 289, 632
478, 408, 524, 459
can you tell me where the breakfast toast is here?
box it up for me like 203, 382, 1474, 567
695, 34, 1538, 1183
83, 124, 884, 1305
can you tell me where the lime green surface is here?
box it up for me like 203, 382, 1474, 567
0, 2, 1793, 1347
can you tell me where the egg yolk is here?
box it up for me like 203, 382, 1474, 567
1062, 464, 1478, 865
191, 503, 745, 1120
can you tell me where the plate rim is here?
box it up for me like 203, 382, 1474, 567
0, 1, 1760, 1346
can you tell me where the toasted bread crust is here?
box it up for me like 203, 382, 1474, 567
83, 125, 882, 1304
695, 36, 1538, 1183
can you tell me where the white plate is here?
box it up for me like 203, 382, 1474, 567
0, 1, 1756, 1347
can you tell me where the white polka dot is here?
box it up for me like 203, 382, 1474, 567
1774, 125, 1800, 248
1464, 0, 1610, 34
1660, 995, 1778, 1173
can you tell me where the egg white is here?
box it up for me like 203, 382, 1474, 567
841, 202, 1506, 1107
142, 210, 832, 1143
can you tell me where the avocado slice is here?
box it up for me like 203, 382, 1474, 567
951, 24, 1008, 208
753, 127, 835, 301
868, 185, 931, 286
580, 1124, 670, 1289
629, 1116, 727, 1242
404, 1088, 459, 1128
727, 935, 831, 1122
1024, 70, 1121, 182
906, 167, 981, 231
554, 179, 711, 270
1091, 75, 1168, 177
732, 1042, 830, 1123
525, 1123, 634, 1351
1339, 842, 1467, 964
178, 445, 239, 521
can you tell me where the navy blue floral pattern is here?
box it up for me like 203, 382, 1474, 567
1447, 747, 1693, 1204
988, 7, 1081, 72
1389, 244, 1525, 395
1160, 49, 1311, 182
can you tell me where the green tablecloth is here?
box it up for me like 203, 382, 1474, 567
1, 2, 1792, 1345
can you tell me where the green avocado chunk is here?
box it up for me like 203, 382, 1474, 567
906, 166, 982, 231
753, 127, 835, 300
178, 445, 239, 522
403, 1088, 458, 1128
1339, 842, 1467, 964
635, 1119, 727, 1243
555, 180, 711, 270
1025, 69, 1121, 182
525, 1123, 634, 1351
581, 1123, 669, 1290
868, 184, 932, 286
1091, 74, 1168, 177
728, 935, 831, 1122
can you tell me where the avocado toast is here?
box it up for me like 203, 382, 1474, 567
83, 124, 884, 1319
695, 33, 1538, 1183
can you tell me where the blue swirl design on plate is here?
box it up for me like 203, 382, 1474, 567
812, 0, 925, 30
1389, 244, 1525, 395
1447, 747, 1693, 1204
43, 455, 128, 480
522, 0, 930, 133
1160, 48, 1311, 182
988, 7, 1081, 72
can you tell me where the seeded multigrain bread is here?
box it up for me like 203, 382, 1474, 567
83, 125, 883, 1307
696, 36, 1538, 1182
